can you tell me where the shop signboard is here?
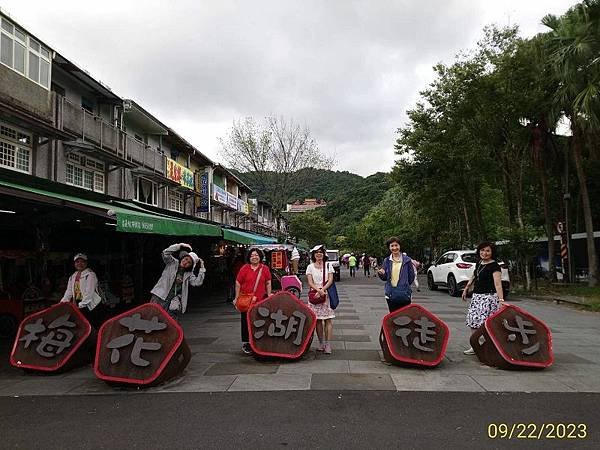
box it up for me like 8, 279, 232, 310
237, 198, 249, 214
379, 304, 449, 367
94, 303, 190, 386
470, 304, 553, 369
248, 291, 316, 359
212, 184, 228, 206
227, 192, 238, 210
166, 158, 194, 190
10, 302, 93, 372
198, 172, 209, 213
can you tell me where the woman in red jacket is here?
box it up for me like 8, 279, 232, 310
234, 248, 272, 354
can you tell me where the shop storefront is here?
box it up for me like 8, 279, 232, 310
0, 172, 222, 337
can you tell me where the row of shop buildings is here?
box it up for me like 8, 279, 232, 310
0, 10, 286, 336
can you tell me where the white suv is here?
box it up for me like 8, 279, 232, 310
427, 250, 510, 297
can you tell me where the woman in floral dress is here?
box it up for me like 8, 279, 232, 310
306, 244, 335, 354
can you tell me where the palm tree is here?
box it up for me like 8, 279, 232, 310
542, 0, 600, 286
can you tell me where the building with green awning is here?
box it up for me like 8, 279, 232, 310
0, 178, 221, 237
222, 228, 278, 245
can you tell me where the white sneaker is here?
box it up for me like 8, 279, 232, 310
463, 347, 475, 355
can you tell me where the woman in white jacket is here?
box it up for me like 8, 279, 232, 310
61, 253, 104, 327
150, 243, 206, 320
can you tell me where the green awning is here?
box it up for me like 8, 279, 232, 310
222, 228, 278, 245
0, 179, 221, 237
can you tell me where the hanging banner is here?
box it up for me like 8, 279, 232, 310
237, 198, 249, 214
166, 158, 194, 190
227, 192, 238, 210
212, 184, 228, 205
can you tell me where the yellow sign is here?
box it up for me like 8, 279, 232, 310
166, 158, 194, 190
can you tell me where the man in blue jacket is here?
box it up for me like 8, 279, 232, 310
377, 237, 415, 312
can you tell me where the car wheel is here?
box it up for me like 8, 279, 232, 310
447, 274, 459, 297
427, 272, 438, 291
287, 287, 301, 298
0, 314, 18, 339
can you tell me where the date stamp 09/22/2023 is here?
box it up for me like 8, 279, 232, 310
488, 423, 588, 440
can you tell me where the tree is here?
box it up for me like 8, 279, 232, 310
220, 117, 334, 235
543, 0, 600, 286
286, 211, 331, 248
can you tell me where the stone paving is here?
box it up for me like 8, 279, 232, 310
1, 272, 600, 395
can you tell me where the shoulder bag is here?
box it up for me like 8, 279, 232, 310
308, 264, 327, 305
235, 266, 263, 312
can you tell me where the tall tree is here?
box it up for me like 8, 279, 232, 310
543, 0, 600, 286
220, 117, 334, 234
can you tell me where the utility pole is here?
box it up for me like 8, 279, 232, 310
563, 144, 574, 283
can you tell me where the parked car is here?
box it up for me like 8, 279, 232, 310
326, 249, 341, 282
427, 250, 510, 298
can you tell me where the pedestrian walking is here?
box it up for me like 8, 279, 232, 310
461, 242, 505, 355
234, 248, 272, 354
306, 244, 335, 354
150, 243, 206, 321
377, 237, 415, 312
348, 253, 357, 278
362, 253, 371, 277
60, 253, 105, 328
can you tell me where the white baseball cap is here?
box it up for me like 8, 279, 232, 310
73, 253, 88, 261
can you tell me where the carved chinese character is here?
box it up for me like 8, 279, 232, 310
19, 313, 77, 358
106, 313, 166, 367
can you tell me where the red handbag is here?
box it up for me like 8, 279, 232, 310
308, 264, 327, 305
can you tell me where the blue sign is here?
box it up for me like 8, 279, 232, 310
199, 173, 209, 213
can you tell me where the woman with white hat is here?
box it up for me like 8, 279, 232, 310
60, 253, 104, 327
306, 244, 335, 354
150, 243, 206, 321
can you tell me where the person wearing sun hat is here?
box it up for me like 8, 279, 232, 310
306, 244, 336, 354
150, 243, 205, 320
61, 253, 104, 327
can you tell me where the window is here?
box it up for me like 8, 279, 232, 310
81, 97, 94, 113
136, 178, 158, 206
168, 189, 184, 213
0, 17, 51, 88
0, 123, 31, 173
65, 153, 105, 193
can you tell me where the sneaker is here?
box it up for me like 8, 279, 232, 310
316, 343, 325, 352
324, 343, 332, 354
463, 347, 475, 355
241, 343, 252, 354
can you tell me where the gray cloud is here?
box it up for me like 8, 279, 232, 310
1, 0, 574, 175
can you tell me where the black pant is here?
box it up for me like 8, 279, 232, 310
241, 312, 249, 342
386, 299, 411, 313
81, 304, 106, 329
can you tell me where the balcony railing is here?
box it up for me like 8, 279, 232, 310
58, 96, 165, 173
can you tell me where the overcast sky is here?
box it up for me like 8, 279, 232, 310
1, 0, 576, 176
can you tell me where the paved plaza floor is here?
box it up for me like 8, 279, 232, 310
1, 272, 600, 396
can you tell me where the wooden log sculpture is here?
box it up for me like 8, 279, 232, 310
248, 291, 316, 360
94, 303, 190, 386
380, 303, 450, 367
10, 302, 94, 373
470, 304, 553, 370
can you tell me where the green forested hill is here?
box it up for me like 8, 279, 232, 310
236, 169, 392, 246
